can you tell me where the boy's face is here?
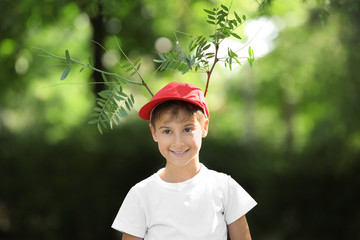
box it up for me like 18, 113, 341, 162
149, 109, 209, 168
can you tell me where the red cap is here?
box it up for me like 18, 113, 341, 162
139, 82, 209, 121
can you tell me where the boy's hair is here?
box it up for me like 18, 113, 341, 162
150, 100, 207, 128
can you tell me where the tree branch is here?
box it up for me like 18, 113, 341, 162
204, 44, 219, 97
36, 48, 154, 96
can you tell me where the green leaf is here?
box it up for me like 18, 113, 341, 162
219, 22, 226, 28
188, 39, 194, 50
65, 50, 71, 65
134, 58, 141, 66
97, 123, 103, 135
248, 58, 254, 69
158, 52, 166, 60
88, 119, 98, 124
199, 38, 207, 48
195, 54, 203, 60
248, 46, 253, 57
217, 14, 225, 22
125, 101, 130, 111
79, 67, 84, 72
234, 12, 242, 24
185, 58, 192, 70
235, 58, 242, 66
204, 9, 215, 15
99, 119, 107, 129
195, 36, 204, 45
218, 10, 227, 17
110, 97, 118, 106
102, 72, 108, 82
60, 66, 70, 80
98, 90, 112, 98
221, 4, 229, 12
128, 97, 133, 107
230, 32, 242, 39
202, 44, 211, 51
113, 94, 125, 101
88, 57, 94, 66
160, 61, 168, 71
205, 52, 215, 58
231, 20, 238, 27
208, 15, 216, 20
117, 91, 127, 98
242, 15, 247, 21
113, 115, 121, 125
90, 112, 99, 118
178, 64, 190, 74
207, 20, 216, 25
228, 48, 238, 58
100, 112, 108, 120
119, 107, 128, 119
224, 28, 231, 35
125, 66, 133, 72
96, 98, 106, 103
130, 94, 134, 103
121, 63, 131, 69
167, 61, 175, 69
153, 59, 164, 63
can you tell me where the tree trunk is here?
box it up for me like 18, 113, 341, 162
89, 11, 106, 94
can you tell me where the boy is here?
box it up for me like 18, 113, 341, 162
112, 82, 257, 240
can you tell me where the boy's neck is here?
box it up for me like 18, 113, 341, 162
160, 161, 201, 183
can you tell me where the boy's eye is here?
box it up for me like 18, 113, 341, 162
163, 129, 172, 134
184, 128, 193, 133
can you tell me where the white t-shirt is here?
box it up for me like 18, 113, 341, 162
112, 164, 257, 240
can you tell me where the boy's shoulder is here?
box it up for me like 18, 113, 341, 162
206, 167, 230, 178
132, 172, 157, 190
205, 167, 233, 186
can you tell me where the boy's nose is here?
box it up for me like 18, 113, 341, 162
173, 134, 184, 146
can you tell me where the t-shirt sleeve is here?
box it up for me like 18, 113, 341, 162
224, 176, 257, 225
111, 186, 147, 238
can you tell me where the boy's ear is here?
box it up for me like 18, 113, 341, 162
149, 123, 158, 142
202, 119, 209, 138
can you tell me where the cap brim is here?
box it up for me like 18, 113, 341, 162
138, 98, 165, 121
138, 97, 204, 121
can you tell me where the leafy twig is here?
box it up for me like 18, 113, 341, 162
114, 37, 154, 96
154, 4, 251, 97
36, 48, 143, 87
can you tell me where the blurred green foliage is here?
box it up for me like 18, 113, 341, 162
1, 0, 359, 239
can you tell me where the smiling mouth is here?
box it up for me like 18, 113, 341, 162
171, 149, 189, 156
